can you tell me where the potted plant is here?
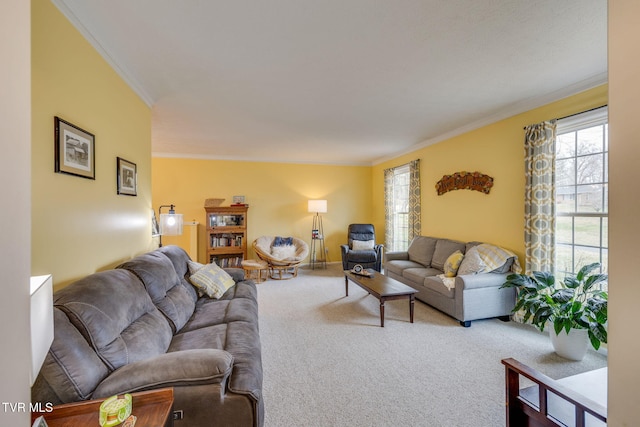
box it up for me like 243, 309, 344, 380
501, 262, 607, 360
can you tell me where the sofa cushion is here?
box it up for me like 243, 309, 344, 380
118, 251, 196, 333
466, 241, 482, 253
423, 276, 455, 298
168, 323, 228, 352
402, 267, 443, 284
188, 261, 236, 299
345, 250, 378, 264
170, 320, 262, 399
385, 259, 425, 277
32, 308, 111, 404
54, 269, 172, 371
217, 279, 258, 301
443, 250, 464, 277
407, 236, 437, 267
181, 296, 259, 333
158, 245, 199, 303
92, 349, 233, 398
431, 239, 466, 270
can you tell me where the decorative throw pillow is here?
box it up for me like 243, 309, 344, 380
187, 260, 236, 299
352, 240, 375, 251
457, 247, 486, 276
443, 250, 465, 277
272, 236, 294, 247
271, 244, 296, 260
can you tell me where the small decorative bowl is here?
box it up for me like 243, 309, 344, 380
99, 394, 132, 427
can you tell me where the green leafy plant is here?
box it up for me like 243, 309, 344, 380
501, 262, 608, 350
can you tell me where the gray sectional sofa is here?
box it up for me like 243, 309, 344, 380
384, 236, 518, 327
31, 245, 263, 427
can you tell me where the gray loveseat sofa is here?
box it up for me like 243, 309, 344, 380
384, 236, 518, 327
31, 245, 263, 427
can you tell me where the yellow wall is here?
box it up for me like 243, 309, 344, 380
372, 85, 608, 261
152, 158, 371, 264
31, 0, 152, 289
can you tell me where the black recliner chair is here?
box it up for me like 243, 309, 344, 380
340, 223, 383, 272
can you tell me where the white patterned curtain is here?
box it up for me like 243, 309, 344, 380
384, 168, 395, 249
523, 121, 557, 274
408, 159, 421, 242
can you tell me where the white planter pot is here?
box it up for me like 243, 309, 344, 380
549, 327, 589, 361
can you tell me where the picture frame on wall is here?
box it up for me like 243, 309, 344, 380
151, 209, 160, 236
54, 116, 95, 179
116, 157, 137, 196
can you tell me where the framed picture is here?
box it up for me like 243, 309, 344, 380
117, 157, 137, 196
233, 195, 245, 204
54, 116, 95, 179
151, 209, 160, 236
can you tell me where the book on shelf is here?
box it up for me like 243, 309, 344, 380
209, 255, 244, 268
210, 234, 243, 247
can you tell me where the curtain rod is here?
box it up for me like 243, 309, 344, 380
523, 104, 608, 130
555, 104, 607, 122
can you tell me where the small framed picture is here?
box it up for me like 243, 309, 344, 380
151, 209, 160, 236
233, 195, 245, 204
117, 157, 137, 196
54, 117, 95, 180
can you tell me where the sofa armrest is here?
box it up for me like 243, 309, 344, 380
456, 272, 509, 290
224, 268, 245, 282
92, 349, 233, 398
384, 251, 409, 262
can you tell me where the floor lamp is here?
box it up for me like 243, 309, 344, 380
308, 200, 327, 269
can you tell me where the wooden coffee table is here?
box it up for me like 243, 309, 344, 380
344, 270, 418, 327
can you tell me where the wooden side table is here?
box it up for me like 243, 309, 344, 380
32, 388, 174, 427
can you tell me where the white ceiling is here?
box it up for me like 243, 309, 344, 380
53, 0, 607, 165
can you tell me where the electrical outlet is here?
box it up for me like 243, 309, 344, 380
173, 410, 184, 420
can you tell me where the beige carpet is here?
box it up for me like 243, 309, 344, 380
257, 263, 607, 427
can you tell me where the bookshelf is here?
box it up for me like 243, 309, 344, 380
205, 205, 248, 267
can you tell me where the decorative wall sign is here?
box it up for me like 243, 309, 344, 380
436, 171, 494, 195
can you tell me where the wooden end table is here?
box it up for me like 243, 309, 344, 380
32, 388, 174, 427
344, 270, 418, 327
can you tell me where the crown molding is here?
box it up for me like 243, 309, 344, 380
51, 0, 155, 107
151, 151, 372, 167
372, 72, 608, 166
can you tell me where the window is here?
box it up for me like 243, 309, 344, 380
388, 164, 410, 251
555, 107, 608, 281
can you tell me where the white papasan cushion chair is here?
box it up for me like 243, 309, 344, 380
252, 236, 309, 279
